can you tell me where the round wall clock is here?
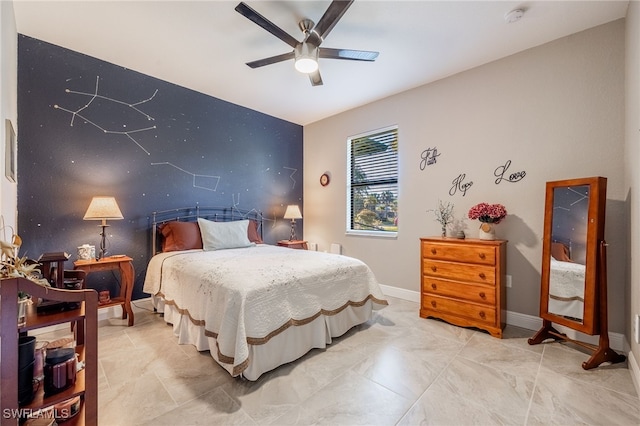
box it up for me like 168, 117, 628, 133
320, 173, 330, 187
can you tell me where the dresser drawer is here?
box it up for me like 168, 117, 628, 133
423, 259, 495, 285
422, 277, 495, 305
422, 294, 496, 326
422, 241, 496, 265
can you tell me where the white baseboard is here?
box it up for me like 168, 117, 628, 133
380, 285, 626, 352
379, 284, 420, 303
629, 350, 640, 400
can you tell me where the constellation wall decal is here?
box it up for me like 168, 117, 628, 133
151, 162, 221, 191
53, 76, 158, 155
232, 193, 277, 228
567, 187, 588, 206
283, 166, 298, 189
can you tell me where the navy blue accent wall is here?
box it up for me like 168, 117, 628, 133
17, 35, 303, 299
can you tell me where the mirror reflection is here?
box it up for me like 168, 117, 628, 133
548, 184, 590, 322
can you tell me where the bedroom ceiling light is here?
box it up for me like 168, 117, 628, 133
294, 43, 319, 74
83, 196, 123, 260
283, 205, 302, 241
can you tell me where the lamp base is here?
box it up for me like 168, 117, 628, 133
97, 224, 109, 260
289, 220, 297, 241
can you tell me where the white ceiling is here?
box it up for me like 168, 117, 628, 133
13, 1, 629, 125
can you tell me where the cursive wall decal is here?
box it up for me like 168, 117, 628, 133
420, 147, 441, 170
494, 160, 526, 184
449, 173, 473, 196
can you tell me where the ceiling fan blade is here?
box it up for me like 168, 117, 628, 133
306, 0, 354, 47
319, 48, 379, 61
246, 51, 295, 69
309, 70, 323, 86
235, 2, 299, 49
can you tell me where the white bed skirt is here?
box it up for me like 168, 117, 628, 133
548, 297, 584, 321
152, 294, 374, 380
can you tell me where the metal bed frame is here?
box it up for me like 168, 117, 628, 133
151, 205, 264, 255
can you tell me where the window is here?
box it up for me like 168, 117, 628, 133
347, 126, 398, 236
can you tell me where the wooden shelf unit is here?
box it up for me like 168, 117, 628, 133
1, 277, 98, 425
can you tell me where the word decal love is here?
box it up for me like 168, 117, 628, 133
494, 160, 526, 184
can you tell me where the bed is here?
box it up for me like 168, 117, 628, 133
143, 206, 388, 380
548, 241, 585, 320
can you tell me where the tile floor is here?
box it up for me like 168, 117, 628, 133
38, 297, 640, 425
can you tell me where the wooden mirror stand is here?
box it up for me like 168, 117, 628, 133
528, 177, 625, 369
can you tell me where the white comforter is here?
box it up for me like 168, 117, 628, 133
143, 244, 387, 376
549, 258, 586, 300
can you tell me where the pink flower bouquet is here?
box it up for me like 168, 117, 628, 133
468, 203, 507, 224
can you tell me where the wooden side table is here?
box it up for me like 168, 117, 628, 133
74, 255, 135, 326
277, 240, 308, 250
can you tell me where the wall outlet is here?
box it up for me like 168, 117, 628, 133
634, 314, 640, 344
506, 275, 512, 288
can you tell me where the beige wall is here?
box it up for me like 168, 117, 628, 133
304, 20, 626, 332
624, 1, 640, 393
1, 1, 18, 233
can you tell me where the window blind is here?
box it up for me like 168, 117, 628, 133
347, 126, 398, 234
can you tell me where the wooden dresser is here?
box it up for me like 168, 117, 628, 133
420, 237, 507, 338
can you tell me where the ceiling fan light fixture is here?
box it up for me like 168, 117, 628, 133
294, 43, 319, 74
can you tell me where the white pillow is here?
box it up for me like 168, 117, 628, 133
198, 218, 253, 251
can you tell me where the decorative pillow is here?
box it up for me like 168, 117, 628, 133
159, 221, 203, 252
247, 219, 263, 244
198, 218, 253, 251
551, 242, 572, 262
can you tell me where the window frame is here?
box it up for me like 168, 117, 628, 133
346, 125, 398, 238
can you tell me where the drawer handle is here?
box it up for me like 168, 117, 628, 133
479, 273, 486, 279
479, 292, 486, 299
431, 266, 437, 272
431, 248, 437, 255
479, 311, 486, 319
431, 283, 437, 290
479, 253, 486, 259
431, 301, 437, 308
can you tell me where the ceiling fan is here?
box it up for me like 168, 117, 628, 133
235, 1, 379, 86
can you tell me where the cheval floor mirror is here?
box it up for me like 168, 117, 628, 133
528, 176, 626, 369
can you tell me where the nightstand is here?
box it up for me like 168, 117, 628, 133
74, 255, 135, 326
277, 240, 308, 250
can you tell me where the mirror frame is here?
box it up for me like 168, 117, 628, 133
539, 176, 606, 335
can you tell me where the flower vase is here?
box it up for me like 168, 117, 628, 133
478, 223, 496, 240
441, 226, 447, 238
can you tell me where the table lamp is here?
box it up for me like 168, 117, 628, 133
283, 205, 302, 241
83, 196, 123, 260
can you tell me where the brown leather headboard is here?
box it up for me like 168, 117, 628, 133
551, 241, 572, 262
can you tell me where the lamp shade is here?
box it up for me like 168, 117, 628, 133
83, 197, 124, 221
283, 205, 302, 220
